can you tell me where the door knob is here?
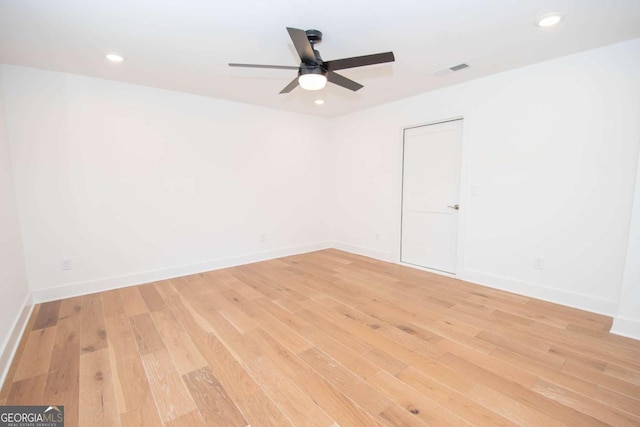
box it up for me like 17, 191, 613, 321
448, 204, 460, 210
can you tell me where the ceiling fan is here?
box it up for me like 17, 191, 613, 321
229, 27, 395, 93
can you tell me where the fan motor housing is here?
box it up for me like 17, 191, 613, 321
298, 63, 326, 77
305, 29, 322, 44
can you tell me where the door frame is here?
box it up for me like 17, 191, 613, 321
395, 114, 470, 277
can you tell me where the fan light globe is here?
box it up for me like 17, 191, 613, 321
299, 74, 327, 91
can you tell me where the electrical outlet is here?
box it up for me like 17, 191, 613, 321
61, 258, 73, 271
260, 233, 267, 244
375, 233, 380, 242
533, 257, 544, 270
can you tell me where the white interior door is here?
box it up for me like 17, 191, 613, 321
401, 119, 462, 273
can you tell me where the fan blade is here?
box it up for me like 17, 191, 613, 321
286, 27, 317, 65
324, 52, 395, 71
327, 72, 363, 92
229, 63, 298, 70
279, 77, 299, 94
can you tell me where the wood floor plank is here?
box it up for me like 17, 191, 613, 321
605, 362, 640, 386
167, 277, 201, 298
57, 296, 83, 319
396, 366, 517, 426
138, 282, 166, 312
531, 378, 640, 426
245, 354, 335, 427
235, 392, 295, 427
32, 299, 62, 330
441, 352, 609, 426
103, 311, 139, 369
249, 308, 313, 355
548, 344, 607, 371
254, 298, 382, 379
437, 338, 538, 388
101, 289, 125, 318
118, 286, 149, 317
216, 296, 259, 334
45, 307, 81, 426
103, 292, 158, 418
192, 327, 293, 426
79, 348, 121, 427
80, 293, 107, 354
119, 394, 163, 427
226, 276, 267, 300
517, 318, 640, 369
467, 383, 567, 426
490, 346, 640, 416
165, 301, 293, 427
129, 312, 166, 356
13, 326, 57, 381
6, 373, 48, 405
150, 306, 207, 375
364, 348, 408, 375
303, 300, 479, 395
192, 329, 263, 399
377, 403, 429, 427
298, 346, 393, 416
110, 344, 127, 415
140, 349, 197, 422
152, 283, 214, 338
3, 249, 639, 426
247, 328, 380, 426
183, 366, 247, 427
562, 359, 640, 399
367, 370, 472, 426
296, 301, 379, 355
526, 298, 612, 332
186, 298, 266, 363
476, 329, 566, 369
107, 336, 154, 415
189, 271, 233, 294
162, 410, 207, 427
49, 298, 82, 371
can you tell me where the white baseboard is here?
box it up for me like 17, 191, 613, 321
460, 269, 619, 316
0, 292, 33, 388
329, 242, 619, 317
31, 241, 332, 303
25, 240, 625, 335
331, 241, 393, 262
611, 316, 640, 340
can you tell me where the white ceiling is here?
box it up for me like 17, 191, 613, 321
1, 0, 639, 117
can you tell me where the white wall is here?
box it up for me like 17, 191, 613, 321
0, 74, 32, 383
1, 38, 639, 342
0, 65, 331, 301
330, 38, 640, 319
612, 146, 640, 339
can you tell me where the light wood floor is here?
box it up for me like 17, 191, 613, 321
2, 249, 640, 426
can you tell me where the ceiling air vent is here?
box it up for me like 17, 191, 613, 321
431, 63, 470, 77
449, 63, 469, 71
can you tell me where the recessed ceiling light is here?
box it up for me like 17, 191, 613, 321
314, 99, 325, 105
536, 13, 563, 27
105, 53, 125, 63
